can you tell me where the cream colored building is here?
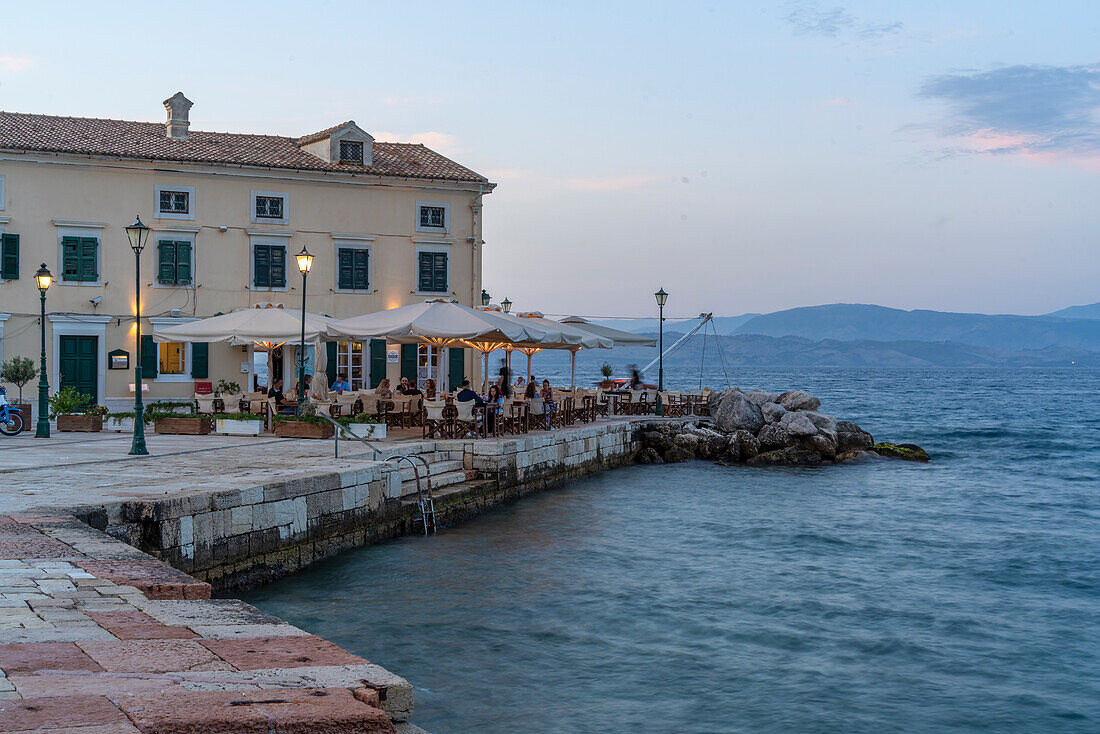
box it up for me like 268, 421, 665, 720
0, 93, 494, 413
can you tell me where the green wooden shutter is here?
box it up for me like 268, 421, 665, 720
325, 342, 338, 386
448, 347, 465, 391
175, 241, 192, 284
418, 252, 433, 292
157, 241, 176, 284
254, 245, 270, 288
433, 253, 448, 292
353, 249, 369, 289
140, 335, 158, 377
337, 248, 354, 290
79, 238, 98, 282
269, 245, 286, 287
369, 339, 386, 388
0, 234, 18, 280
191, 342, 209, 379
400, 344, 417, 382
62, 237, 80, 281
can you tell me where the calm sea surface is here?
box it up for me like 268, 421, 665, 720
240, 369, 1100, 733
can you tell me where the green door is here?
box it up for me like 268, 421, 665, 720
59, 335, 98, 404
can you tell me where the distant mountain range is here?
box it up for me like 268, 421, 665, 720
576, 301, 1100, 369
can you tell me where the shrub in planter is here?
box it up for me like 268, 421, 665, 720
1, 357, 36, 433
50, 388, 103, 432
215, 379, 242, 396
336, 414, 386, 440
214, 412, 265, 436
600, 362, 614, 389
152, 410, 212, 435
274, 414, 335, 439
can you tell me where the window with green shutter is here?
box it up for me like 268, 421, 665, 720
140, 335, 158, 378
61, 236, 98, 282
156, 240, 192, 285
337, 247, 369, 290
0, 233, 18, 280
369, 339, 386, 388
190, 342, 209, 379
253, 244, 286, 288
417, 251, 448, 293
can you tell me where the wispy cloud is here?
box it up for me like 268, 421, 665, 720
918, 64, 1100, 165
0, 55, 33, 72
823, 96, 852, 106
372, 130, 461, 156
785, 2, 903, 41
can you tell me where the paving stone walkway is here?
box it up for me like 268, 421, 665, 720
0, 512, 411, 732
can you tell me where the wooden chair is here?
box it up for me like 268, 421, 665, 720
593, 391, 611, 418
528, 397, 548, 430
422, 399, 451, 439
194, 394, 217, 415
453, 399, 486, 438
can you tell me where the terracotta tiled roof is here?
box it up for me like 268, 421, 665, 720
0, 112, 491, 184
296, 121, 356, 146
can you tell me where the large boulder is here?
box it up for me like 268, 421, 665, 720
713, 390, 765, 434
757, 424, 795, 451
642, 430, 674, 454
673, 433, 700, 451
780, 411, 818, 437
871, 442, 930, 462
802, 411, 838, 438
732, 429, 760, 461
635, 447, 664, 464
760, 402, 787, 424
837, 420, 873, 452
801, 432, 837, 458
744, 389, 780, 407
663, 446, 695, 463
747, 447, 823, 466
778, 390, 821, 412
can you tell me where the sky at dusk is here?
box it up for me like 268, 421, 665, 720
1, 1, 1097, 320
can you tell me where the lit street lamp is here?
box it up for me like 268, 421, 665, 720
34, 264, 52, 438
125, 216, 151, 455
295, 246, 314, 417
655, 288, 668, 416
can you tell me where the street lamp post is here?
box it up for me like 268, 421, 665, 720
655, 288, 668, 416
294, 247, 314, 418
34, 264, 52, 438
500, 297, 511, 314
481, 289, 491, 307
125, 216, 151, 456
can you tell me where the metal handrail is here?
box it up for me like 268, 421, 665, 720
314, 412, 384, 459
386, 453, 436, 535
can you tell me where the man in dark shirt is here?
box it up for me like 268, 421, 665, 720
455, 379, 484, 407
397, 377, 422, 396
267, 379, 292, 413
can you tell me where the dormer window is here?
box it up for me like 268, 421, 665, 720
339, 140, 364, 164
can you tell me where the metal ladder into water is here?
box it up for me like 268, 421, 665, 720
317, 414, 437, 535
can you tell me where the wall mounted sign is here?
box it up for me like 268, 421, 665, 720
108, 349, 129, 370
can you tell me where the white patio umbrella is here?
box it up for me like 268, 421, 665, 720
330, 299, 553, 392
152, 305, 337, 392
558, 316, 658, 347
501, 312, 614, 389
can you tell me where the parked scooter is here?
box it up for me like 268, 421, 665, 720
0, 386, 24, 435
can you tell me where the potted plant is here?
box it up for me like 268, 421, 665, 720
50, 388, 103, 432
149, 404, 212, 435
337, 413, 386, 440
1, 356, 36, 432
215, 379, 242, 396
214, 411, 265, 436
600, 363, 614, 389
274, 403, 334, 439
105, 412, 141, 432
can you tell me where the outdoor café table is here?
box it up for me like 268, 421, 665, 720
505, 401, 529, 433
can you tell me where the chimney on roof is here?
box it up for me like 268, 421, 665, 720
163, 92, 193, 140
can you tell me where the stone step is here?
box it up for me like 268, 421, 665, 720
398, 463, 467, 497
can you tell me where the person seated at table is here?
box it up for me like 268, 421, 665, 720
294, 374, 313, 399
376, 378, 393, 398
514, 375, 526, 391
541, 379, 556, 427
456, 379, 484, 407
524, 380, 538, 400
425, 378, 437, 400
486, 384, 503, 432
397, 376, 421, 396
330, 372, 351, 395
267, 379, 294, 414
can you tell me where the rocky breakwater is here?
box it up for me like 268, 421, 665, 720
636, 388, 929, 466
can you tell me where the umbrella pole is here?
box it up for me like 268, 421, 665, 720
570, 349, 576, 390
483, 351, 489, 394
526, 353, 532, 385
247, 343, 255, 392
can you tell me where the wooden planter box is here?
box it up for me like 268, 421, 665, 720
341, 422, 386, 440
275, 421, 334, 439
57, 415, 103, 432
216, 419, 265, 436
13, 403, 31, 433
155, 416, 212, 435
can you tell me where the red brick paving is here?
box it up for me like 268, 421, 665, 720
5, 670, 181, 698
86, 610, 198, 640
199, 635, 367, 670
111, 688, 396, 734
76, 639, 235, 673
0, 695, 130, 732
75, 560, 211, 600
0, 642, 104, 673
0, 536, 84, 559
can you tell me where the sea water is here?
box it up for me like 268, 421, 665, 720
240, 369, 1100, 733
